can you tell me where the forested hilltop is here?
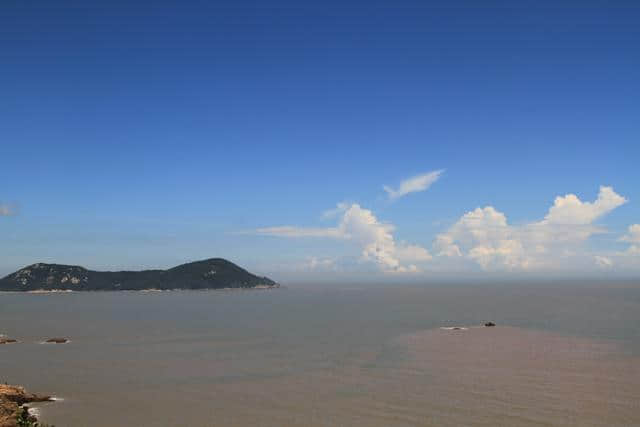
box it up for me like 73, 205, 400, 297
0, 258, 278, 291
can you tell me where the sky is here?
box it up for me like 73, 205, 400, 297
1, 0, 639, 281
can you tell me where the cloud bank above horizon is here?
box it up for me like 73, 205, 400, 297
253, 175, 639, 274
4, 174, 639, 277
258, 203, 431, 272
434, 186, 627, 272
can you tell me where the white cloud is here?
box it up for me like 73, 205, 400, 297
254, 226, 344, 238
321, 202, 349, 219
255, 186, 631, 275
395, 243, 433, 262
620, 224, 640, 244
434, 234, 462, 257
340, 204, 401, 270
469, 239, 529, 270
539, 186, 627, 225
256, 203, 431, 272
620, 224, 640, 256
304, 257, 338, 271
594, 255, 613, 268
383, 170, 443, 200
435, 206, 530, 270
435, 186, 628, 271
627, 246, 640, 256
523, 186, 627, 246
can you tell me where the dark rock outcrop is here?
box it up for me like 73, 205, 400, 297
0, 258, 279, 292
45, 338, 69, 344
484, 322, 496, 327
0, 339, 17, 345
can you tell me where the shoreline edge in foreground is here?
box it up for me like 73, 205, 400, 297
0, 384, 53, 427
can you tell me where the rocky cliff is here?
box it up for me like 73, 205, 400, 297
0, 384, 51, 427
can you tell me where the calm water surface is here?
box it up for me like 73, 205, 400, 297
1, 282, 639, 426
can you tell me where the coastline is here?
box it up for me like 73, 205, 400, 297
0, 284, 281, 294
0, 384, 52, 427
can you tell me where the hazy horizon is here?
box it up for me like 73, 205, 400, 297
3, 256, 640, 285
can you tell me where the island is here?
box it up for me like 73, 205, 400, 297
0, 258, 279, 292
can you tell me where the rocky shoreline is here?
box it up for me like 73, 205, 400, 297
0, 384, 52, 427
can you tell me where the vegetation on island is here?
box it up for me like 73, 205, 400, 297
0, 258, 278, 292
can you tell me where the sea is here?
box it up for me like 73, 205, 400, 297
1, 281, 639, 426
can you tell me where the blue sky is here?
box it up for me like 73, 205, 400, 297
1, 0, 639, 279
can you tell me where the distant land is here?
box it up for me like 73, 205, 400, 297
0, 258, 279, 292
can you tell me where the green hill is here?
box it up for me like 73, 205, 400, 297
0, 258, 278, 291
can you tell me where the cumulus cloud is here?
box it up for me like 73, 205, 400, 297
620, 224, 640, 256
435, 206, 530, 270
620, 224, 640, 244
255, 186, 630, 275
256, 203, 431, 272
339, 204, 401, 270
434, 234, 462, 257
383, 170, 443, 200
539, 186, 627, 225
524, 186, 627, 245
395, 244, 433, 262
435, 186, 627, 271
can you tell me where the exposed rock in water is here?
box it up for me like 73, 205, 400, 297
484, 322, 496, 327
0, 339, 17, 345
45, 338, 69, 344
0, 384, 52, 427
0, 258, 279, 292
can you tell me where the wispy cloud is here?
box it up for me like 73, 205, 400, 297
304, 256, 338, 271
594, 255, 613, 269
321, 202, 349, 219
255, 226, 344, 238
0, 203, 16, 216
383, 170, 443, 200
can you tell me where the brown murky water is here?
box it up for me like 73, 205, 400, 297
1, 282, 639, 426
